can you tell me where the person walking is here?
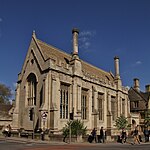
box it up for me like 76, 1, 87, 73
143, 127, 149, 142
132, 126, 140, 145
91, 128, 97, 143
100, 127, 105, 143
121, 128, 127, 144
7, 124, 11, 137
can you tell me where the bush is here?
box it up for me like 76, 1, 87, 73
62, 119, 87, 137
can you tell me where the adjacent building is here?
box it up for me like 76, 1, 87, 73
0, 104, 14, 127
12, 29, 130, 139
129, 78, 150, 130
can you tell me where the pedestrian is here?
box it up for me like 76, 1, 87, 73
63, 128, 69, 142
2, 125, 8, 137
143, 127, 149, 142
7, 124, 11, 137
40, 128, 45, 141
121, 128, 127, 144
100, 127, 105, 143
131, 126, 140, 145
117, 134, 122, 143
91, 128, 97, 143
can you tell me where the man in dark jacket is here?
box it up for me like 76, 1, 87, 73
100, 127, 105, 143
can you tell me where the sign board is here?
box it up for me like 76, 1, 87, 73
42, 112, 47, 119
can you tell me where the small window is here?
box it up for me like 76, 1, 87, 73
134, 101, 139, 108
31, 59, 34, 64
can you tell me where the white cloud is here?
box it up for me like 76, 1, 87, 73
80, 31, 96, 37
135, 61, 142, 65
80, 42, 91, 49
79, 30, 96, 50
79, 37, 89, 43
10, 82, 17, 99
13, 82, 17, 89
132, 60, 142, 67
0, 18, 2, 22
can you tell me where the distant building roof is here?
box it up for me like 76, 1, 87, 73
0, 104, 13, 118
0, 104, 13, 112
129, 87, 149, 102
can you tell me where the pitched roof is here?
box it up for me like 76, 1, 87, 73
128, 87, 148, 102
37, 39, 71, 61
0, 104, 13, 112
36, 38, 114, 82
0, 104, 13, 118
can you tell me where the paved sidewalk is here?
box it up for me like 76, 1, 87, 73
0, 136, 65, 144
0, 135, 150, 146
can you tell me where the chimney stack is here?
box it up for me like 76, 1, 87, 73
133, 78, 140, 91
72, 28, 79, 55
145, 85, 150, 92
114, 56, 120, 79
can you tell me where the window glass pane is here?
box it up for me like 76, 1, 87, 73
98, 93, 104, 121
81, 89, 88, 120
60, 84, 69, 119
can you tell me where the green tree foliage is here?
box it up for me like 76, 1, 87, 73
144, 109, 150, 127
0, 83, 12, 104
115, 115, 128, 130
62, 119, 87, 137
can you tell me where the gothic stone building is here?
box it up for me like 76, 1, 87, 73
12, 29, 129, 138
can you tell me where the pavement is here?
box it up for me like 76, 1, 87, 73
0, 135, 150, 146
0, 136, 63, 144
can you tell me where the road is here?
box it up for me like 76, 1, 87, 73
0, 140, 150, 150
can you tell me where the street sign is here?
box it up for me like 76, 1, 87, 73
42, 112, 47, 119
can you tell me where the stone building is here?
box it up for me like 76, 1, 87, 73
0, 104, 14, 127
129, 78, 150, 130
12, 28, 129, 138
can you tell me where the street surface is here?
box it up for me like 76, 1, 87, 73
0, 140, 150, 150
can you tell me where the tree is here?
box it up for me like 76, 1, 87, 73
0, 83, 12, 104
144, 109, 150, 127
114, 115, 128, 130
62, 119, 87, 137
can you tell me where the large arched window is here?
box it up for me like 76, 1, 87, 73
81, 89, 88, 120
98, 92, 104, 121
60, 83, 69, 119
111, 96, 116, 121
27, 73, 37, 106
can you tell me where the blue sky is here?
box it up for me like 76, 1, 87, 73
0, 0, 150, 98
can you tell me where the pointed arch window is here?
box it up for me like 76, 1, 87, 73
81, 89, 88, 120
122, 99, 125, 116
92, 86, 94, 112
98, 92, 104, 121
111, 96, 116, 121
27, 73, 37, 106
60, 84, 69, 119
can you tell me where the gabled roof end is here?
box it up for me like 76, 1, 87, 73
32, 30, 36, 39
